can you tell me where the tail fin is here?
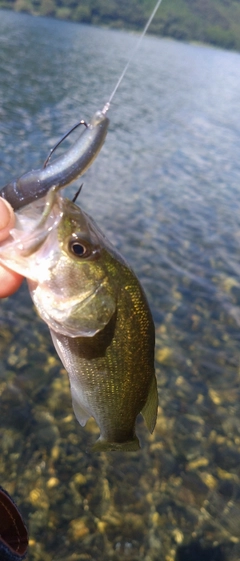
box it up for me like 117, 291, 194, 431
92, 436, 140, 452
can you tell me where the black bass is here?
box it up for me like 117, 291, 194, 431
0, 188, 158, 450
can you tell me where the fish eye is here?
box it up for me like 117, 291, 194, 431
70, 241, 87, 256
68, 236, 91, 258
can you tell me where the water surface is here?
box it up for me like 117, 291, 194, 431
1, 10, 240, 561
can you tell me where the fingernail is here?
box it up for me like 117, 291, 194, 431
0, 198, 12, 230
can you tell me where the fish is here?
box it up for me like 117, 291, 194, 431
0, 187, 158, 450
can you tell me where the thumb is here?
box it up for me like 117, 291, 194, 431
0, 198, 23, 297
0, 198, 15, 241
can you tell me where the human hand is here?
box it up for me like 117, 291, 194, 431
0, 198, 24, 297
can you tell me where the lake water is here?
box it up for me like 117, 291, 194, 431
1, 9, 240, 561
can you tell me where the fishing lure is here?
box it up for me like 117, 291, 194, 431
0, 0, 163, 210
0, 110, 109, 210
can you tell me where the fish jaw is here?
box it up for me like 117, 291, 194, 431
0, 221, 62, 283
0, 194, 62, 281
30, 277, 116, 337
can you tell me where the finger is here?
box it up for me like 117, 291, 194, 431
0, 198, 15, 242
0, 198, 24, 297
0, 266, 23, 297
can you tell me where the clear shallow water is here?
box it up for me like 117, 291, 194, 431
1, 9, 240, 561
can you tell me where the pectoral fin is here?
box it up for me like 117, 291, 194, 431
141, 375, 158, 433
50, 329, 92, 426
72, 392, 91, 427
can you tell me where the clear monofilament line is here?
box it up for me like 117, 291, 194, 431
102, 0, 163, 114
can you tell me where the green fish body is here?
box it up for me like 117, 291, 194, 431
0, 191, 158, 450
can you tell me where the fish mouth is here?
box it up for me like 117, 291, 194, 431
15, 192, 63, 257
0, 192, 62, 279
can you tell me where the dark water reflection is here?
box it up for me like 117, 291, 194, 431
1, 9, 240, 561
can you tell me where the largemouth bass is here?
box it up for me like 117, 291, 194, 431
0, 188, 158, 451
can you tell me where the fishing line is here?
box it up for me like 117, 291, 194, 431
102, 0, 164, 114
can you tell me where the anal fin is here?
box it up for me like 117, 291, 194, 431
71, 385, 91, 427
141, 375, 158, 433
